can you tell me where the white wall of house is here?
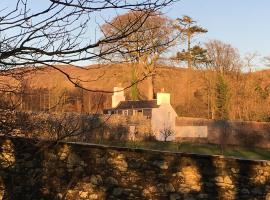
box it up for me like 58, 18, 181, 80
151, 104, 177, 141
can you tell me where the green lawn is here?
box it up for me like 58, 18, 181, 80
95, 140, 270, 161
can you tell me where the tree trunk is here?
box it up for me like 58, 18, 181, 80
187, 32, 192, 69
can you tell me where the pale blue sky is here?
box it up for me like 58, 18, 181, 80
166, 0, 270, 57
2, 0, 270, 67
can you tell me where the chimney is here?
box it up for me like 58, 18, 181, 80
112, 87, 125, 108
157, 88, 170, 105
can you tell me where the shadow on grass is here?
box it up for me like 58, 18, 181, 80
96, 139, 270, 161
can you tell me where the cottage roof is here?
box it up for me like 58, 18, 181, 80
111, 100, 159, 110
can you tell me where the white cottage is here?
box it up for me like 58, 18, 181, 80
103, 87, 178, 141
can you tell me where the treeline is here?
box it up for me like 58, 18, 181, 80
0, 86, 111, 114
1, 63, 270, 122
175, 68, 270, 122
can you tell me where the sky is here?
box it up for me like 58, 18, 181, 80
166, 0, 270, 58
2, 0, 270, 68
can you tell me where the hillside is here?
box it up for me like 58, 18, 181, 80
2, 64, 270, 121
17, 64, 206, 114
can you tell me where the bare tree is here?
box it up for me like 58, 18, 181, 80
100, 10, 176, 99
160, 126, 175, 142
0, 0, 176, 94
263, 56, 270, 67
204, 40, 242, 74
201, 40, 242, 119
244, 52, 260, 73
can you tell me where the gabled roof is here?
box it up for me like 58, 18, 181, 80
114, 100, 159, 110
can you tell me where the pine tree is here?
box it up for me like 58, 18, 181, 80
174, 16, 208, 68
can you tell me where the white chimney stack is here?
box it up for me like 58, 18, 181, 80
157, 89, 170, 105
112, 87, 125, 108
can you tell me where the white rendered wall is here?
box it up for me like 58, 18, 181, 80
151, 104, 177, 141
112, 87, 125, 108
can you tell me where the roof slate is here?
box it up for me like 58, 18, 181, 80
114, 100, 159, 110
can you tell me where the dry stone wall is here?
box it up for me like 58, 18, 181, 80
1, 136, 270, 199
7, 112, 152, 142
101, 114, 152, 140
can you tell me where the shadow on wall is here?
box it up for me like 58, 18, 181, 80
176, 117, 270, 149
229, 122, 265, 148
1, 136, 270, 199
216, 120, 270, 149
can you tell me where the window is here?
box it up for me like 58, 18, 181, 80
128, 109, 133, 116
134, 109, 142, 116
143, 109, 152, 118
123, 110, 128, 116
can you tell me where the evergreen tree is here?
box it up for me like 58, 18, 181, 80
176, 45, 208, 68
215, 75, 229, 120
174, 16, 208, 68
131, 66, 139, 100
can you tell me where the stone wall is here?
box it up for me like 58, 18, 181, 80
1, 136, 270, 200
83, 114, 152, 142
102, 114, 152, 139
176, 117, 270, 148
8, 112, 152, 142
8, 111, 270, 148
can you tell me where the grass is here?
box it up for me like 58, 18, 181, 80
94, 140, 270, 161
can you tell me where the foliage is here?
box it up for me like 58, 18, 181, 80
174, 15, 208, 68
254, 83, 269, 100
215, 75, 229, 120
131, 66, 139, 100
176, 45, 208, 68
202, 40, 242, 120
